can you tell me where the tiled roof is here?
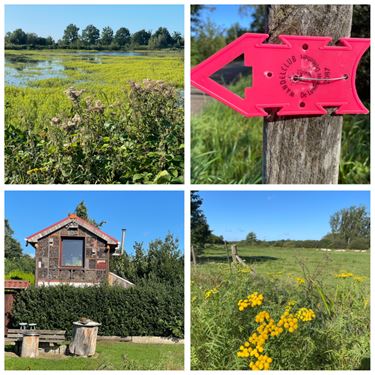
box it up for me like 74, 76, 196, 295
26, 214, 118, 245
5, 280, 30, 289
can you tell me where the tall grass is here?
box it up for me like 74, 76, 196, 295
191, 254, 370, 370
191, 80, 369, 184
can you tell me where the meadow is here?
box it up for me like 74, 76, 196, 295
191, 80, 370, 185
191, 245, 370, 370
5, 342, 184, 370
5, 49, 184, 184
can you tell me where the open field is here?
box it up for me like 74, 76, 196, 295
5, 49, 184, 184
5, 341, 184, 370
191, 245, 370, 370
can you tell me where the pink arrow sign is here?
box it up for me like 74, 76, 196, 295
191, 33, 370, 117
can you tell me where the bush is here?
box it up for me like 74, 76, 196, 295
5, 270, 35, 285
11, 282, 184, 339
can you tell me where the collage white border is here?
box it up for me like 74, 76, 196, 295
0, 0, 373, 374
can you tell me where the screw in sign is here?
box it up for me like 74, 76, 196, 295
191, 33, 370, 117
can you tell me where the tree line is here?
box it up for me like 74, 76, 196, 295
5, 24, 184, 50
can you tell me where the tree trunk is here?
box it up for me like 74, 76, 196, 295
263, 5, 353, 184
69, 323, 100, 357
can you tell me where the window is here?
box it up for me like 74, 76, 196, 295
62, 238, 84, 267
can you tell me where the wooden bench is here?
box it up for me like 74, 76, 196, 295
5, 329, 66, 345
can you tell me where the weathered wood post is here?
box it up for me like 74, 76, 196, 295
191, 245, 197, 265
231, 244, 238, 263
263, 5, 353, 184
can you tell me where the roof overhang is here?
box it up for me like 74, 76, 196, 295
26, 214, 118, 246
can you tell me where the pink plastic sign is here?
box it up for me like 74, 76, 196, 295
191, 33, 370, 117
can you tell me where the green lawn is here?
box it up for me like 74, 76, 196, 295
5, 342, 184, 370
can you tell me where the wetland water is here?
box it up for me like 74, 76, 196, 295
5, 50, 149, 87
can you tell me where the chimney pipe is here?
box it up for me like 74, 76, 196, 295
120, 229, 126, 255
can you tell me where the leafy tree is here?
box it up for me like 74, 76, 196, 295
226, 22, 248, 43
110, 234, 183, 285
191, 19, 226, 65
171, 31, 184, 48
208, 233, 224, 245
8, 28, 27, 45
114, 27, 131, 47
246, 231, 257, 244
191, 192, 211, 254
329, 206, 370, 248
82, 24, 100, 46
5, 219, 23, 259
73, 201, 106, 228
132, 29, 151, 46
62, 24, 80, 45
149, 27, 173, 49
100, 26, 114, 46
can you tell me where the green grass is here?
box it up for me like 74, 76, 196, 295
191, 246, 370, 370
5, 342, 184, 370
191, 80, 369, 184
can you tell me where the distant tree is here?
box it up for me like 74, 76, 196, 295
149, 27, 173, 49
114, 27, 131, 47
208, 233, 224, 245
191, 192, 211, 254
8, 28, 27, 45
26, 33, 38, 45
246, 231, 257, 244
171, 31, 184, 48
100, 26, 114, 46
132, 29, 151, 46
82, 24, 100, 46
239, 5, 268, 33
73, 201, 106, 228
62, 24, 80, 46
226, 22, 248, 43
330, 206, 370, 248
45, 36, 55, 47
5, 219, 23, 259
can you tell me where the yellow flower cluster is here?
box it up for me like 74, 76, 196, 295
295, 277, 305, 285
277, 310, 298, 333
296, 307, 316, 322
249, 355, 272, 370
335, 272, 353, 278
237, 294, 316, 371
238, 292, 264, 311
205, 287, 218, 299
354, 275, 366, 283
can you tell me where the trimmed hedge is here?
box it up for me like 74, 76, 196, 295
11, 282, 183, 338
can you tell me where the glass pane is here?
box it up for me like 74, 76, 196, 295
62, 239, 84, 267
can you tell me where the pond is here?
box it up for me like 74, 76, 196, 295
5, 51, 148, 87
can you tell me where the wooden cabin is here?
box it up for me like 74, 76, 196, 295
26, 214, 133, 288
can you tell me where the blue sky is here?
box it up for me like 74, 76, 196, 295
5, 191, 184, 256
5, 5, 184, 40
199, 191, 370, 241
197, 5, 254, 31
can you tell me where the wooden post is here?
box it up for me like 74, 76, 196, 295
231, 244, 238, 263
263, 5, 353, 184
191, 245, 197, 265
224, 241, 231, 267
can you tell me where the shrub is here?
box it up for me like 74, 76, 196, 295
5, 256, 35, 275
5, 79, 184, 184
5, 270, 35, 285
11, 282, 183, 338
